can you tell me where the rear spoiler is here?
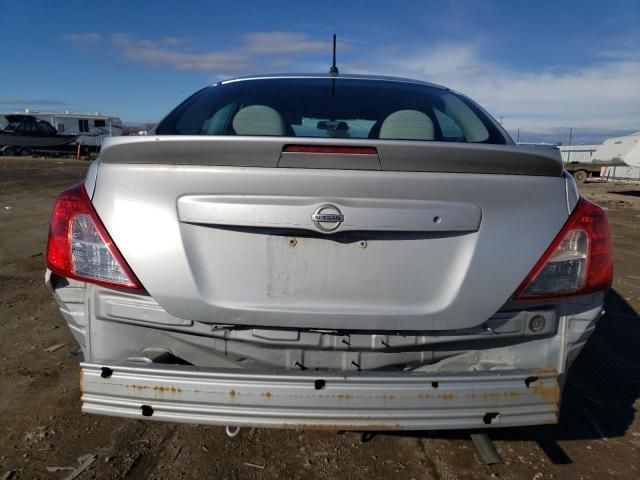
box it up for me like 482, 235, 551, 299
100, 136, 562, 176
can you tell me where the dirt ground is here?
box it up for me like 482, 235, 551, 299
1, 156, 639, 480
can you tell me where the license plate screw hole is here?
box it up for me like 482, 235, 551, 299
358, 240, 367, 249
100, 367, 113, 378
288, 238, 297, 247
431, 381, 439, 389
314, 379, 326, 390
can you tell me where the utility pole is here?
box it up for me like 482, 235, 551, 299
499, 116, 504, 125
566, 127, 573, 164
517, 127, 521, 143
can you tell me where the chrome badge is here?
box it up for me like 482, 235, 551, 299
311, 204, 344, 232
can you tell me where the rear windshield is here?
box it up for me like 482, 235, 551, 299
155, 78, 508, 144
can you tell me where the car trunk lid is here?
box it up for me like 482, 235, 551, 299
91, 136, 566, 331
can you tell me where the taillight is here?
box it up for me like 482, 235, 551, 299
46, 183, 142, 290
513, 197, 612, 300
283, 145, 378, 155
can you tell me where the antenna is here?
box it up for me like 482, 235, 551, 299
329, 34, 339, 76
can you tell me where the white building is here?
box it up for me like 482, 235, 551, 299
557, 144, 600, 163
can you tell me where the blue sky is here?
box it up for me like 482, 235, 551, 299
1, 0, 639, 143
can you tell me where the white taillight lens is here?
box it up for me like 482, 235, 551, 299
520, 229, 588, 297
71, 213, 131, 284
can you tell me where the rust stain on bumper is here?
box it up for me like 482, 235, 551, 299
81, 364, 561, 430
282, 423, 402, 431
125, 384, 182, 393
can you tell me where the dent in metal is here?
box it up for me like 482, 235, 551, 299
50, 277, 604, 430
49, 279, 602, 374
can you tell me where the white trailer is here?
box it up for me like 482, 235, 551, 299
594, 132, 640, 183
592, 132, 640, 167
22, 110, 123, 149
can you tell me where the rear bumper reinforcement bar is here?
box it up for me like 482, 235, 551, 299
80, 362, 560, 430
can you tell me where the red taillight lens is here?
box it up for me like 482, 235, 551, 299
283, 145, 378, 155
513, 197, 612, 300
46, 184, 142, 290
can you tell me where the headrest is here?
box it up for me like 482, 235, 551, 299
232, 105, 285, 136
379, 110, 434, 140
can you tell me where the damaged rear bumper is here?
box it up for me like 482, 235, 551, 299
80, 362, 559, 430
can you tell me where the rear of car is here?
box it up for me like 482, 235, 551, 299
46, 75, 612, 430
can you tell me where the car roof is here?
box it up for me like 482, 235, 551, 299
216, 73, 448, 90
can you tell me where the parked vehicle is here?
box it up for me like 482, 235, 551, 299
1, 110, 123, 150
0, 115, 78, 155
46, 74, 612, 431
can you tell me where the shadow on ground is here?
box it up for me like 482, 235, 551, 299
608, 190, 640, 198
372, 289, 640, 464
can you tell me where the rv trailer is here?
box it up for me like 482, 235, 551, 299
6, 110, 123, 149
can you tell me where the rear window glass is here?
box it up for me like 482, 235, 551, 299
155, 78, 507, 144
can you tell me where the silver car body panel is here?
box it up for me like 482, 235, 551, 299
89, 159, 567, 331
84, 158, 99, 197
177, 195, 482, 233
564, 170, 580, 213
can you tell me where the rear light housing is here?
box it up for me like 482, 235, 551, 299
283, 145, 378, 155
513, 197, 612, 300
46, 183, 143, 290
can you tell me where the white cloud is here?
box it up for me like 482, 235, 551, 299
0, 98, 67, 106
109, 32, 330, 74
111, 34, 251, 74
240, 32, 328, 55
354, 43, 640, 132
62, 32, 101, 48
61, 31, 639, 134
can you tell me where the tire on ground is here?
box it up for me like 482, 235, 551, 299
2, 146, 18, 157
573, 169, 588, 183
